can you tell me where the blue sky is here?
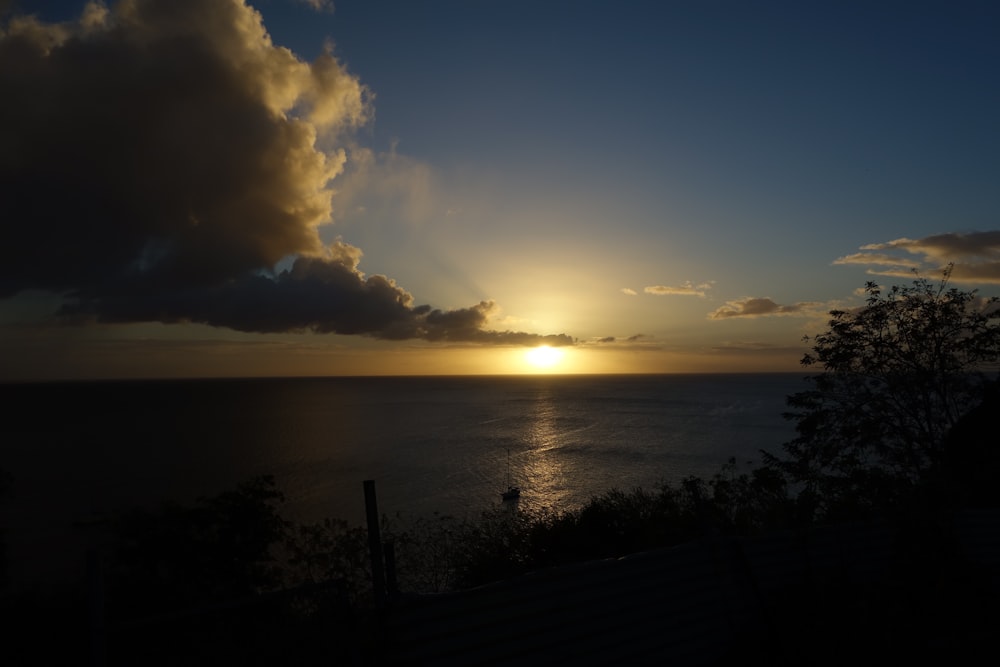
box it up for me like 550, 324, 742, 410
1, 1, 998, 379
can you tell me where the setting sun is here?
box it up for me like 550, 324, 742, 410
525, 345, 564, 369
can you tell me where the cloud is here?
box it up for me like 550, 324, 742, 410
709, 297, 819, 319
832, 253, 922, 269
834, 231, 1000, 284
0, 1, 570, 346
643, 281, 712, 297
621, 288, 638, 296
296, 0, 334, 12
584, 333, 658, 350
0, 0, 362, 295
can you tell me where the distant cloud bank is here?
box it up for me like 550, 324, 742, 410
834, 231, 1000, 284
707, 231, 1000, 322
0, 0, 570, 346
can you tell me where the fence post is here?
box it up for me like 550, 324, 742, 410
87, 550, 107, 667
363, 480, 386, 610
384, 540, 399, 599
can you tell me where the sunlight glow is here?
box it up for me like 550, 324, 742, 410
524, 345, 564, 369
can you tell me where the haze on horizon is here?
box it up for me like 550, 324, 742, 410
1, 0, 999, 381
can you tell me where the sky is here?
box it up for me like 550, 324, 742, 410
1, 0, 999, 380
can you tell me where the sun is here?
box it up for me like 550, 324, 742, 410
524, 345, 564, 369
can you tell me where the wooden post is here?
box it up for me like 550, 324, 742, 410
363, 480, 386, 609
87, 550, 107, 667
383, 540, 398, 599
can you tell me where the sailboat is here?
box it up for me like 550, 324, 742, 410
501, 448, 520, 501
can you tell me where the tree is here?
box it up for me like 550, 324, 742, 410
108, 475, 291, 614
764, 267, 1000, 518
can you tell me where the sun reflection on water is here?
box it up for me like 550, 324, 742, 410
512, 386, 574, 512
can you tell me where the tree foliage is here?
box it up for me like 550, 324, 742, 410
108, 475, 291, 614
765, 268, 1000, 518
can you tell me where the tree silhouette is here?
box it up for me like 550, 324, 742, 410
764, 267, 1000, 519
108, 475, 290, 615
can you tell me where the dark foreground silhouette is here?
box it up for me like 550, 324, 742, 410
2, 447, 998, 666
4, 372, 1000, 664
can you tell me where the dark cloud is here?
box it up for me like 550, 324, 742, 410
0, 1, 571, 346
586, 334, 652, 348
0, 0, 358, 296
862, 231, 1000, 262
61, 245, 574, 344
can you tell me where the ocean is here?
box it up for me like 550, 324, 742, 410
0, 373, 807, 589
